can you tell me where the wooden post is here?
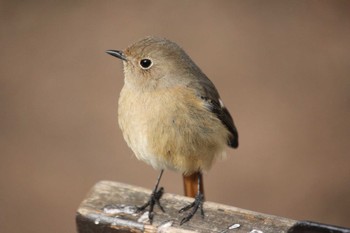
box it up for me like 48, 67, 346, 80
76, 181, 350, 233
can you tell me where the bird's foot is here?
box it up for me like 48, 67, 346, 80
136, 187, 165, 223
179, 192, 204, 225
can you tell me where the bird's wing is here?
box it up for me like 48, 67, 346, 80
190, 76, 239, 148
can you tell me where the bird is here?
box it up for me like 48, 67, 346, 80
106, 36, 238, 225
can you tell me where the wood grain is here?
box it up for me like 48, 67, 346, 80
76, 181, 297, 233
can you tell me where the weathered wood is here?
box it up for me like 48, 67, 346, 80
76, 181, 296, 233
76, 181, 350, 233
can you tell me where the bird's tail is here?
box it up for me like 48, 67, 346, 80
183, 172, 204, 199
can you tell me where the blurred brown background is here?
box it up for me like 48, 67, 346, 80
1, 1, 350, 232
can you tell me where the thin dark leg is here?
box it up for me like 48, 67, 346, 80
137, 169, 165, 223
179, 172, 205, 225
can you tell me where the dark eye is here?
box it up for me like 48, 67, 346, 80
140, 59, 152, 69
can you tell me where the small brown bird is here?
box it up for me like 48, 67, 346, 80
107, 36, 238, 225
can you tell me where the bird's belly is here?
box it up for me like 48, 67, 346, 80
118, 87, 229, 174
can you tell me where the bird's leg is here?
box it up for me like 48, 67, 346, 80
136, 169, 165, 223
179, 172, 205, 225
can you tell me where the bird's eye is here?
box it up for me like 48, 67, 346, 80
139, 59, 152, 69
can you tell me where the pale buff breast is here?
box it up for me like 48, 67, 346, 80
118, 86, 230, 175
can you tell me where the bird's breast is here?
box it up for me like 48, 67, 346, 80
118, 86, 229, 173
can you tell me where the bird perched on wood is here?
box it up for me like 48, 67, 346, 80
106, 36, 238, 225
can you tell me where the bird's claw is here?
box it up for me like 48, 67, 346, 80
179, 192, 204, 225
136, 187, 165, 223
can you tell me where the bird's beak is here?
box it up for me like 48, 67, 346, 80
106, 50, 127, 61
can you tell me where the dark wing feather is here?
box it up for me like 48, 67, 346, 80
200, 96, 239, 148
219, 104, 239, 148
185, 69, 238, 148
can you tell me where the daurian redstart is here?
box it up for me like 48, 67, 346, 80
107, 36, 238, 225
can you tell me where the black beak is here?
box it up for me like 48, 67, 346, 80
106, 50, 127, 61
